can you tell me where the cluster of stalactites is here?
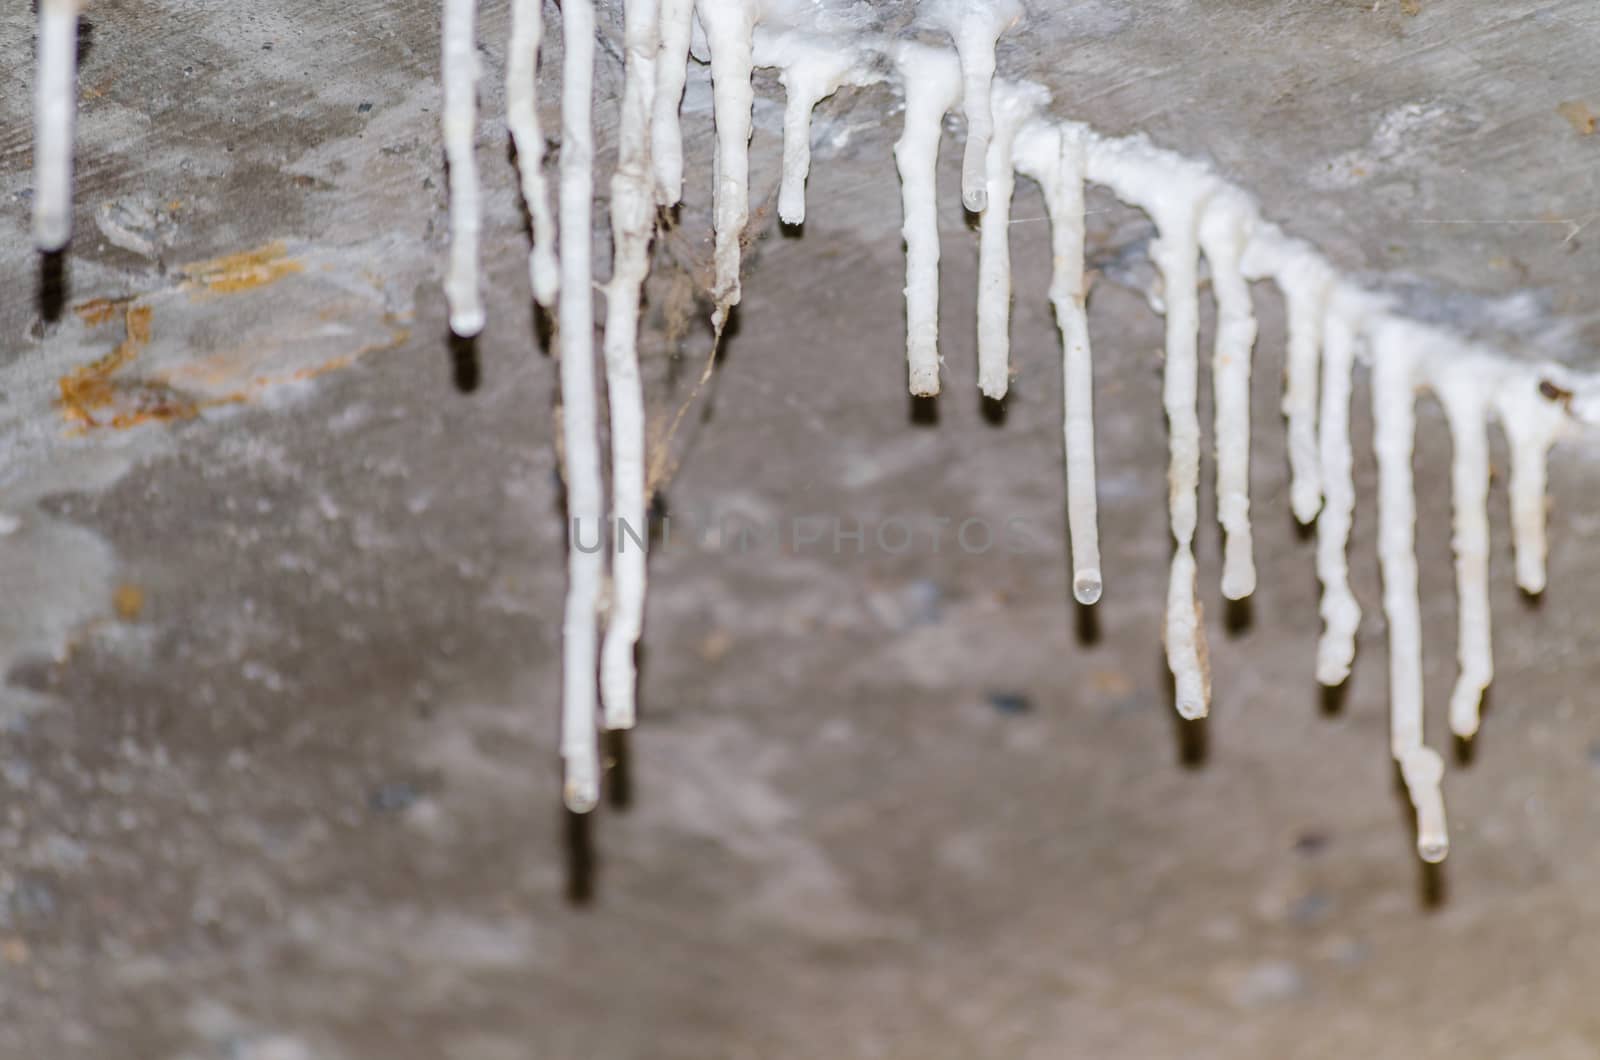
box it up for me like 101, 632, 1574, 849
26, 0, 1595, 855
440, 0, 659, 812
630, 0, 1592, 863
429, 0, 1593, 853
891, 86, 1583, 863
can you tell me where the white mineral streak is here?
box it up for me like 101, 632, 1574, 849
1087, 137, 1215, 719
600, 0, 661, 733
441, 0, 486, 337
1371, 322, 1447, 862
559, 0, 603, 812
1313, 294, 1363, 685
1434, 367, 1494, 740
697, 0, 760, 325
507, 0, 559, 307
1199, 190, 1260, 601
754, 30, 874, 226
1015, 121, 1101, 604
923, 0, 1023, 213
1495, 378, 1570, 595
976, 80, 1048, 400
892, 43, 963, 398
651, 0, 696, 206
33, 0, 81, 251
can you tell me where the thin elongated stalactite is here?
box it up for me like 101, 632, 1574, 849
696, 0, 759, 325
1314, 297, 1362, 686
558, 0, 603, 813
1438, 372, 1493, 741
441, 0, 486, 337
1280, 257, 1333, 525
1371, 324, 1448, 862
1153, 197, 1212, 721
1199, 191, 1260, 602
33, 0, 81, 251
975, 80, 1048, 400
651, 0, 696, 207
892, 43, 964, 398
761, 32, 875, 226
1496, 380, 1568, 595
927, 0, 1024, 213
599, 0, 662, 733
507, 0, 560, 307
1083, 140, 1219, 720
1014, 122, 1102, 605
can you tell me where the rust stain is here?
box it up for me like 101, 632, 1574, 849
179, 241, 303, 296
113, 584, 145, 621
154, 323, 409, 403
59, 254, 408, 434
74, 297, 127, 328
57, 304, 207, 432
1558, 100, 1596, 137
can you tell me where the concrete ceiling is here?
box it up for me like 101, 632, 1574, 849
1, 2, 1600, 1057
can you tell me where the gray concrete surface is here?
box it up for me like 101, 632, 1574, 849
2, 1, 1600, 1057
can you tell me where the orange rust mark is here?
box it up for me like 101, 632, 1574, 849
180, 241, 303, 296
74, 297, 126, 327
157, 318, 409, 402
1558, 100, 1597, 137
57, 304, 206, 432
113, 584, 145, 621
60, 285, 407, 433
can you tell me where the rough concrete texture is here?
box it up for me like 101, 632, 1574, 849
2, 1, 1600, 1057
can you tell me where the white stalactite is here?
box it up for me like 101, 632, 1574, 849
757, 32, 873, 226
1436, 369, 1493, 741
600, 0, 662, 733
33, 0, 81, 251
1015, 121, 1101, 605
1280, 261, 1333, 524
1372, 326, 1424, 758
976, 80, 1047, 400
925, 0, 1023, 213
507, 0, 559, 307
1372, 322, 1448, 863
651, 0, 696, 207
1157, 203, 1211, 721
441, 0, 486, 337
559, 0, 603, 813
1314, 296, 1362, 686
1402, 746, 1449, 865
892, 43, 963, 398
697, 0, 760, 325
1199, 191, 1260, 601
1495, 379, 1570, 595
1088, 139, 1209, 723
1086, 139, 1215, 719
